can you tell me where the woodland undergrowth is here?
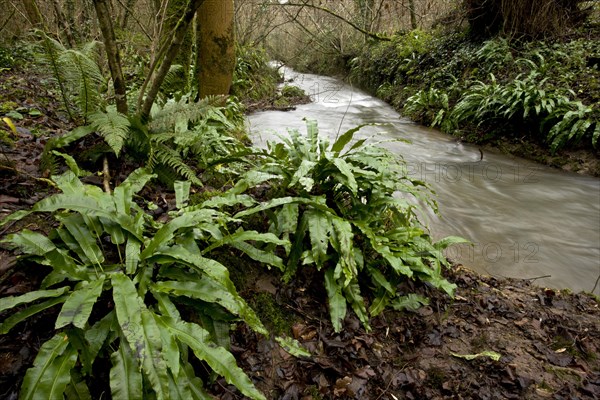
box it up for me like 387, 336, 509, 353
0, 37, 464, 399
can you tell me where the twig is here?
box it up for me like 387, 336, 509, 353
0, 8, 16, 35
102, 155, 111, 194
113, 0, 152, 41
270, 1, 391, 41
0, 164, 55, 186
524, 274, 552, 282
591, 272, 600, 294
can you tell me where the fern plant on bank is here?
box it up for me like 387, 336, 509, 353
449, 71, 600, 150
41, 95, 246, 184
230, 120, 466, 332
0, 169, 288, 400
34, 31, 106, 123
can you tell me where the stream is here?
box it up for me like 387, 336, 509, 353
246, 68, 600, 294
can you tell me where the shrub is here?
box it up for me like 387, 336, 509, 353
0, 169, 288, 400
230, 120, 466, 332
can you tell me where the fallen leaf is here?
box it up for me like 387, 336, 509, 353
451, 350, 502, 361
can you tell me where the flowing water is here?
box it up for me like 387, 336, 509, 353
246, 68, 600, 294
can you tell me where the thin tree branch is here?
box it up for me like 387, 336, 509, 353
93, 0, 129, 114
0, 8, 16, 35
102, 155, 111, 193
271, 1, 391, 41
139, 0, 206, 120
114, 0, 151, 40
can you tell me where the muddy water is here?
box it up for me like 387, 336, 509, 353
246, 68, 600, 294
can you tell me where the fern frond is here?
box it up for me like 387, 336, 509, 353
34, 31, 75, 121
59, 49, 106, 120
89, 106, 130, 156
161, 64, 186, 95
40, 126, 95, 175
149, 96, 223, 133
127, 117, 151, 158
151, 131, 177, 145
78, 41, 102, 60
153, 145, 203, 186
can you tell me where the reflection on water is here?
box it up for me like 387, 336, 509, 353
247, 68, 600, 294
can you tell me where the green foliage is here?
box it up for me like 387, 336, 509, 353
231, 120, 465, 332
350, 29, 434, 90
0, 46, 15, 69
34, 32, 105, 123
40, 95, 246, 184
354, 29, 600, 152
232, 45, 280, 101
40, 125, 96, 175
89, 105, 131, 156
142, 96, 247, 186
280, 85, 306, 98
450, 71, 599, 150
0, 169, 275, 400
404, 87, 455, 132
474, 38, 514, 73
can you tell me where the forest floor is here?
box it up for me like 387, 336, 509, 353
1, 67, 600, 400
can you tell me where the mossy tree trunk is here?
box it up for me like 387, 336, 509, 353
195, 0, 235, 98
93, 0, 128, 114
139, 0, 205, 119
408, 0, 417, 29
164, 0, 194, 91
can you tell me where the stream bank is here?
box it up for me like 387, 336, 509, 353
248, 67, 600, 295
1, 56, 599, 400
342, 27, 600, 177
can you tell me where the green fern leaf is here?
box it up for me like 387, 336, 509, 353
324, 269, 346, 333
59, 49, 105, 119
55, 278, 105, 329
20, 334, 77, 400
0, 296, 68, 335
162, 317, 266, 400
153, 145, 203, 186
89, 107, 130, 156
110, 344, 143, 400
111, 273, 169, 399
35, 31, 75, 121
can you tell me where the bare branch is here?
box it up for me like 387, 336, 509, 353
139, 0, 206, 120
270, 1, 391, 41
113, 0, 151, 40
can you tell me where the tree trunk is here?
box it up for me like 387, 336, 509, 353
120, 0, 138, 29
408, 0, 417, 29
195, 0, 235, 98
356, 0, 374, 37
22, 0, 43, 28
139, 0, 206, 120
163, 0, 193, 91
93, 0, 128, 114
65, 0, 79, 43
52, 0, 76, 47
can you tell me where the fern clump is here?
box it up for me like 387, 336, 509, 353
231, 120, 467, 332
143, 96, 247, 187
34, 31, 106, 123
0, 169, 290, 400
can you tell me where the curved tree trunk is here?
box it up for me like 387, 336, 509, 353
138, 0, 205, 120
93, 0, 128, 114
195, 0, 235, 98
